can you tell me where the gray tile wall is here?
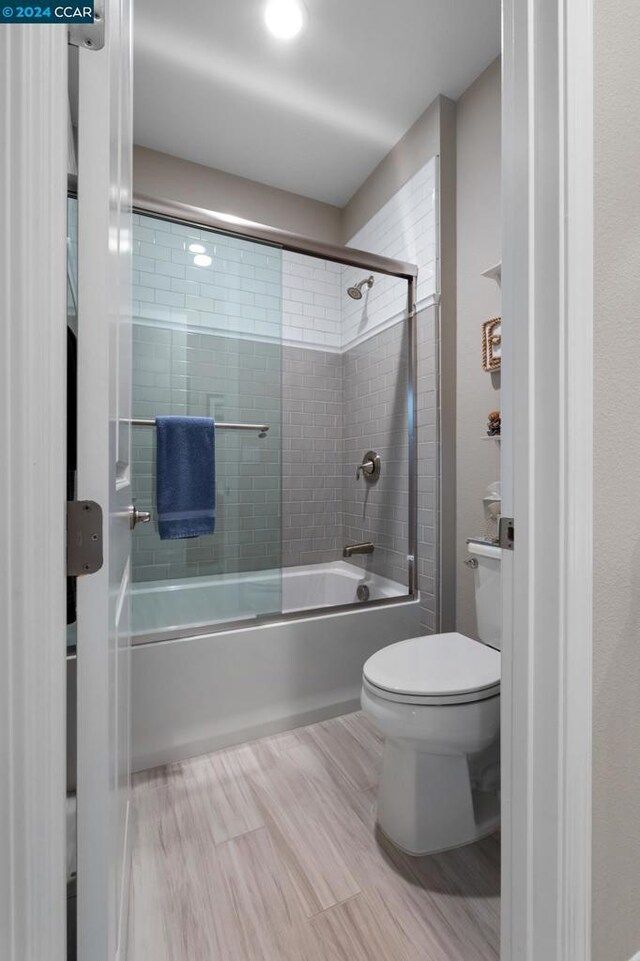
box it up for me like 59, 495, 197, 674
339, 310, 439, 633
131, 311, 439, 635
282, 347, 343, 566
342, 322, 410, 587
282, 309, 439, 635
131, 323, 281, 583
416, 307, 440, 633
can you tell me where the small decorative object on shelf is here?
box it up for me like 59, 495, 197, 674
486, 410, 501, 436
482, 317, 502, 371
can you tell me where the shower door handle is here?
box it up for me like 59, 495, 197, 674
129, 506, 151, 530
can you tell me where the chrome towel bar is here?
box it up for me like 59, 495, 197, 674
130, 418, 269, 437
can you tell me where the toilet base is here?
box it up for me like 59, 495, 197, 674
376, 738, 500, 856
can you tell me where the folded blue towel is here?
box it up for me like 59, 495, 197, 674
156, 416, 216, 540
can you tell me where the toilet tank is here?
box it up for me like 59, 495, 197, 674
467, 540, 502, 650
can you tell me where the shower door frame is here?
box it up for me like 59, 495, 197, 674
129, 194, 420, 641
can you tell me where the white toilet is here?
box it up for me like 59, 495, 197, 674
361, 539, 501, 856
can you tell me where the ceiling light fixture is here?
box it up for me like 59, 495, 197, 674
188, 243, 206, 254
193, 254, 212, 267
264, 0, 305, 40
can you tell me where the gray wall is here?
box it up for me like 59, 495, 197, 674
134, 145, 343, 244
416, 307, 440, 632
282, 315, 439, 637
131, 324, 281, 582
132, 313, 439, 634
592, 2, 640, 958
282, 346, 343, 566
342, 322, 409, 588
455, 59, 502, 638
340, 308, 439, 633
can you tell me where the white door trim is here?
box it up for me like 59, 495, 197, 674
501, 1, 593, 959
0, 25, 68, 961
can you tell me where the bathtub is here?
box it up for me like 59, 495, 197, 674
131, 561, 407, 642
131, 561, 421, 771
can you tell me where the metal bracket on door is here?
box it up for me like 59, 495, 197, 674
68, 0, 105, 51
499, 516, 515, 551
67, 501, 104, 576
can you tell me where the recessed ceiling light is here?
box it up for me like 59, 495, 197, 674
193, 254, 212, 267
189, 243, 206, 254
264, 0, 305, 40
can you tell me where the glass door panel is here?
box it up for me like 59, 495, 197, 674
130, 215, 282, 639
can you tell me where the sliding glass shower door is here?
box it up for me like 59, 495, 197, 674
130, 214, 283, 638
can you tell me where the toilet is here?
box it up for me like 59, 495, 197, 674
361, 539, 501, 856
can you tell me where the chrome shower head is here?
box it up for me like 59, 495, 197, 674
347, 275, 374, 300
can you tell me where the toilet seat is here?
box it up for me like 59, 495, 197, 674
363, 632, 501, 707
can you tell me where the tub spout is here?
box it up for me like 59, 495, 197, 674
343, 542, 374, 558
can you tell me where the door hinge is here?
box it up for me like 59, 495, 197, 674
499, 516, 515, 551
67, 501, 103, 576
68, 1, 105, 51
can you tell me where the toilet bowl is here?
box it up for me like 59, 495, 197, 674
361, 540, 502, 855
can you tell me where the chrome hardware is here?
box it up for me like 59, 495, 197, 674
130, 418, 269, 438
464, 557, 479, 569
67, 501, 103, 576
343, 542, 375, 558
129, 507, 152, 530
499, 516, 515, 551
356, 584, 370, 602
356, 450, 381, 483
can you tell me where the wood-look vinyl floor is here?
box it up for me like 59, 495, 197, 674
128, 712, 500, 961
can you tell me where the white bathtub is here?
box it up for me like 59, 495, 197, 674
131, 561, 406, 641
130, 562, 421, 771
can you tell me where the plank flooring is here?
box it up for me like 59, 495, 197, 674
128, 712, 500, 961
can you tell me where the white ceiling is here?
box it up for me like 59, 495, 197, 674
134, 0, 500, 207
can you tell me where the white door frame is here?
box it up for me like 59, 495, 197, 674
1, 2, 595, 959
0, 25, 68, 961
501, 1, 593, 959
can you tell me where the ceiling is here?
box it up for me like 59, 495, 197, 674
134, 0, 500, 207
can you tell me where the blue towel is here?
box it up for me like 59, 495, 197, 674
156, 416, 216, 540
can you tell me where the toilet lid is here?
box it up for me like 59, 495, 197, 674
363, 633, 500, 700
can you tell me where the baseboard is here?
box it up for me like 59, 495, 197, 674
132, 697, 361, 773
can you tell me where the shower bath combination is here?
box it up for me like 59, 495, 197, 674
126, 204, 425, 765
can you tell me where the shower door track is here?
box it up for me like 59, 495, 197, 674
123, 187, 420, 620
132, 191, 419, 280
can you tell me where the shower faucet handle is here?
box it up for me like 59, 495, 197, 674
356, 451, 381, 483
356, 458, 375, 478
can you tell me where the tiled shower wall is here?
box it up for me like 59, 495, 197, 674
416, 307, 440, 633
132, 325, 281, 583
342, 322, 410, 588
342, 158, 439, 349
340, 309, 439, 633
279, 312, 439, 633
282, 347, 343, 566
132, 320, 438, 631
130, 214, 283, 585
